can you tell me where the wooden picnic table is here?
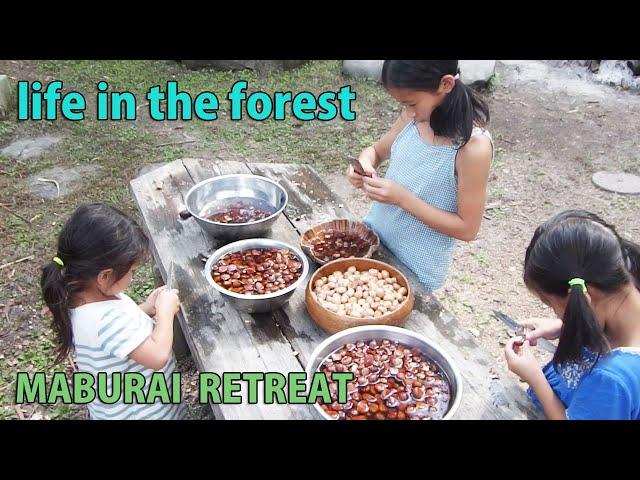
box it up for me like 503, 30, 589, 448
130, 158, 543, 420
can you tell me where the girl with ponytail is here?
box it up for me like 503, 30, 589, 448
41, 203, 185, 420
505, 210, 640, 420
348, 60, 493, 291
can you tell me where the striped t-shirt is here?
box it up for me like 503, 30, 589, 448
70, 292, 185, 420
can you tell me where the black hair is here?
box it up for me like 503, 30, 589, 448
524, 210, 640, 366
41, 203, 149, 364
381, 60, 490, 146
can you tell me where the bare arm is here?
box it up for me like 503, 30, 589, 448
404, 135, 492, 241
527, 371, 568, 420
128, 289, 179, 370
505, 338, 567, 420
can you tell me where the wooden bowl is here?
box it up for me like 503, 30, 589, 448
300, 219, 380, 265
305, 258, 414, 334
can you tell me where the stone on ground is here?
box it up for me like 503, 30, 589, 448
1, 136, 62, 161
342, 60, 496, 87
458, 60, 496, 87
592, 171, 640, 194
342, 60, 384, 81
27, 164, 104, 199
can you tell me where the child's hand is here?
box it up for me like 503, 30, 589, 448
141, 285, 167, 316
362, 176, 412, 207
155, 288, 180, 318
520, 317, 563, 346
347, 158, 377, 189
504, 338, 541, 384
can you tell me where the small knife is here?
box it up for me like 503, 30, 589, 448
165, 261, 176, 290
492, 310, 557, 354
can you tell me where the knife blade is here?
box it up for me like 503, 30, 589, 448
492, 310, 557, 354
165, 261, 175, 290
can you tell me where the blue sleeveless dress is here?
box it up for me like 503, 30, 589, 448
364, 120, 493, 291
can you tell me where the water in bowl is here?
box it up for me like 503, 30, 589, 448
318, 339, 452, 420
199, 197, 277, 224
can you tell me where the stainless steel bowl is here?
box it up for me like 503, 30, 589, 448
305, 325, 463, 420
203, 238, 310, 314
183, 174, 288, 240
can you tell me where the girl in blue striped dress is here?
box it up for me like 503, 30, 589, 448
348, 60, 494, 291
41, 203, 186, 420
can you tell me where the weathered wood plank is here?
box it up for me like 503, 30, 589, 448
247, 162, 543, 419
130, 159, 313, 419
180, 157, 320, 384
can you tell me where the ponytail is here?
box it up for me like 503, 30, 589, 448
524, 210, 636, 367
381, 60, 490, 146
620, 238, 640, 290
554, 283, 610, 366
431, 80, 490, 146
40, 203, 149, 365
41, 262, 73, 364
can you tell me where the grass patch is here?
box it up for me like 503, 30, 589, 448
29, 60, 396, 174
36, 61, 175, 97
126, 262, 157, 304
0, 120, 18, 142
483, 71, 500, 93
0, 323, 71, 419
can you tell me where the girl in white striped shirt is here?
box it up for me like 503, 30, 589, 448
41, 203, 185, 420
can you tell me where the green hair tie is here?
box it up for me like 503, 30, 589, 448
568, 278, 587, 294
52, 256, 65, 268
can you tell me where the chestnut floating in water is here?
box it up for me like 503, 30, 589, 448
203, 199, 276, 224
317, 339, 451, 420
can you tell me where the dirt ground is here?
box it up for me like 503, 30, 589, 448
1, 60, 638, 419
